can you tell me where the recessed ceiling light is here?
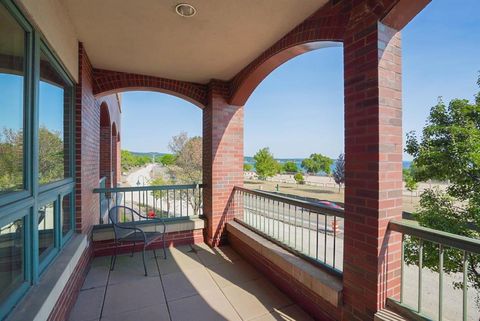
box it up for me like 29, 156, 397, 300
175, 3, 197, 17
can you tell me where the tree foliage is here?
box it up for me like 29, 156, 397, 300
121, 150, 150, 171
243, 163, 253, 172
0, 128, 23, 192
282, 161, 299, 173
332, 153, 345, 192
405, 78, 480, 296
294, 172, 305, 185
1, 127, 65, 191
253, 148, 280, 180
169, 135, 202, 184
160, 154, 176, 166
301, 153, 333, 175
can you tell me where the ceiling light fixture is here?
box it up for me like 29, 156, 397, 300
175, 3, 197, 17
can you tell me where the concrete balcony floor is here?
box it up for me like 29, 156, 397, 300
69, 244, 313, 321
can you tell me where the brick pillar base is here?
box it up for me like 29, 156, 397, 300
343, 21, 403, 320
203, 80, 244, 246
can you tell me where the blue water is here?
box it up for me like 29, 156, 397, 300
244, 156, 412, 174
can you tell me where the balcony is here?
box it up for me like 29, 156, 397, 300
69, 244, 313, 321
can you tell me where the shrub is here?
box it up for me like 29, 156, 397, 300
294, 173, 305, 184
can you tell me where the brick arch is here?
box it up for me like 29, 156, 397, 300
228, 1, 348, 106
92, 68, 207, 109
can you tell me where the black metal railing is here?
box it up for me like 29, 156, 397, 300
93, 184, 203, 224
388, 219, 480, 321
232, 186, 344, 274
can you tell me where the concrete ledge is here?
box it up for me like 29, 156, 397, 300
226, 221, 342, 308
8, 234, 89, 321
92, 217, 205, 241
374, 309, 409, 321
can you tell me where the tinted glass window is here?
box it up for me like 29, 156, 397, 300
0, 217, 25, 303
38, 50, 72, 185
61, 193, 72, 237
0, 4, 25, 194
38, 202, 55, 262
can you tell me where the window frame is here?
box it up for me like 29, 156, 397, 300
37, 40, 75, 191
0, 0, 34, 207
0, 0, 77, 314
0, 206, 32, 321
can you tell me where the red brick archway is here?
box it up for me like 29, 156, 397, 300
92, 68, 207, 109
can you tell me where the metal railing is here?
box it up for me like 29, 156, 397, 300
388, 219, 480, 321
93, 184, 203, 224
232, 186, 344, 274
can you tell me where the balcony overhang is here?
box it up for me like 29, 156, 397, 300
62, 0, 329, 84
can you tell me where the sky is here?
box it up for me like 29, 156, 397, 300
0, 74, 65, 134
121, 0, 480, 160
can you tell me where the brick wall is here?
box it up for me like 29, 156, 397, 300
75, 44, 122, 233
202, 80, 244, 246
99, 123, 112, 187
93, 229, 204, 257
342, 19, 403, 320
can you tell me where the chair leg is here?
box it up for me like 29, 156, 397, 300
110, 242, 118, 271
163, 235, 167, 259
142, 244, 148, 276
153, 248, 157, 259
131, 241, 136, 257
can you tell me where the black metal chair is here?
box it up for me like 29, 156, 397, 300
108, 205, 167, 276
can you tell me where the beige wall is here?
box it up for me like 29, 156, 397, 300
16, 0, 78, 82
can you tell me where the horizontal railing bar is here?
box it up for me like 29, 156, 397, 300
389, 220, 480, 254
234, 186, 344, 218
93, 183, 204, 193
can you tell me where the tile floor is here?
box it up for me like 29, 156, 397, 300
69, 244, 313, 321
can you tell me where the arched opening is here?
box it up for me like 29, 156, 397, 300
231, 41, 341, 106
118, 91, 202, 219
99, 102, 112, 188
241, 44, 345, 271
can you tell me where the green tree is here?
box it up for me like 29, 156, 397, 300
253, 148, 280, 180
294, 172, 305, 185
301, 153, 333, 175
282, 161, 298, 173
243, 163, 253, 171
160, 154, 176, 166
1, 127, 65, 191
0, 128, 23, 192
404, 77, 480, 296
332, 153, 345, 193
121, 150, 151, 171
403, 166, 418, 203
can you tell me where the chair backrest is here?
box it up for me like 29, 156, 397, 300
108, 205, 140, 240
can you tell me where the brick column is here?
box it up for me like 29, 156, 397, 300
111, 132, 118, 187
203, 80, 244, 246
343, 21, 403, 320
99, 125, 112, 187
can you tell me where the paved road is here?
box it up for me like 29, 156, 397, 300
126, 163, 155, 187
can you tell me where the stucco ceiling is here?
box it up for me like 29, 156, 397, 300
62, 0, 328, 84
